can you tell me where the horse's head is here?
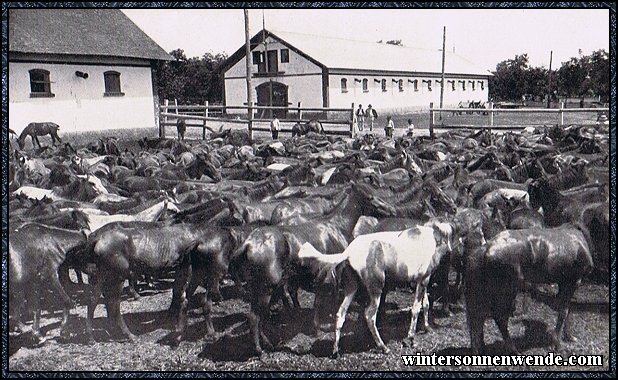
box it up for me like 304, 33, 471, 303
350, 182, 397, 217
422, 180, 458, 215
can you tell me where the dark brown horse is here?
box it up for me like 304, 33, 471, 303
18, 122, 62, 149
230, 182, 396, 356
9, 224, 88, 343
291, 120, 325, 137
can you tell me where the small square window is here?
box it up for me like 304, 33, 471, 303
281, 49, 289, 63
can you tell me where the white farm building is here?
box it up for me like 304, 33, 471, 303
222, 29, 492, 117
8, 9, 172, 134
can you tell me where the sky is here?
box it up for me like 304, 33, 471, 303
122, 8, 610, 71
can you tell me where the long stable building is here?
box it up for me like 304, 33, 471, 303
222, 29, 492, 117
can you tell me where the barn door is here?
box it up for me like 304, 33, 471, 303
256, 81, 288, 119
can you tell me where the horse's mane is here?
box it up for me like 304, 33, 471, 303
53, 177, 98, 202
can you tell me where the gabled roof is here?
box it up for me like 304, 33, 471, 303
223, 29, 492, 77
9, 9, 172, 61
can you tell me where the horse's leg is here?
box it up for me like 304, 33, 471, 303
50, 270, 74, 340
494, 313, 518, 354
127, 274, 141, 300
248, 283, 274, 358
364, 289, 389, 354
404, 281, 426, 347
30, 284, 43, 342
376, 291, 387, 326
421, 282, 433, 333
103, 277, 136, 342
86, 272, 102, 344
332, 278, 358, 358
171, 262, 192, 343
554, 281, 578, 347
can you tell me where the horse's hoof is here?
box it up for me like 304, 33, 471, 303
330, 351, 340, 360
402, 337, 414, 348
382, 347, 391, 355
421, 325, 433, 334
563, 334, 578, 343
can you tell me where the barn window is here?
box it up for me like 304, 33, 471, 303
341, 78, 348, 93
280, 49, 289, 63
29, 69, 54, 97
479, 81, 485, 90
253, 51, 266, 73
104, 71, 124, 96
422, 79, 432, 91
398, 79, 404, 92
381, 79, 387, 92
409, 79, 418, 92
470, 80, 476, 91
448, 80, 456, 91
362, 79, 368, 92
459, 80, 466, 91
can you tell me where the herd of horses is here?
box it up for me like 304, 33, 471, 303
7, 120, 609, 362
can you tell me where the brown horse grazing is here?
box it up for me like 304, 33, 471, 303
82, 222, 211, 345
230, 182, 396, 357
465, 225, 594, 354
9, 224, 88, 343
18, 122, 62, 149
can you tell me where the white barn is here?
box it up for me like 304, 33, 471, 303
222, 29, 492, 116
8, 9, 172, 134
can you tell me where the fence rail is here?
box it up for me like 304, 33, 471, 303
428, 102, 609, 138
159, 99, 357, 139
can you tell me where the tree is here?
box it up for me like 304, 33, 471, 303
155, 49, 228, 104
489, 54, 530, 101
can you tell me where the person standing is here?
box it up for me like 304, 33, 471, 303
356, 104, 365, 131
270, 117, 280, 140
365, 104, 378, 132
384, 116, 395, 138
406, 119, 415, 137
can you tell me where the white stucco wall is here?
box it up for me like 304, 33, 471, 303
9, 62, 157, 133
328, 74, 489, 113
224, 37, 324, 113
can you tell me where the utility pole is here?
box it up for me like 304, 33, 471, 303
547, 50, 553, 109
244, 9, 253, 137
439, 26, 446, 120
263, 11, 273, 119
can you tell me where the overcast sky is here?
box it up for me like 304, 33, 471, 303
122, 8, 610, 71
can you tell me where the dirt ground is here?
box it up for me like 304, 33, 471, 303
8, 277, 610, 372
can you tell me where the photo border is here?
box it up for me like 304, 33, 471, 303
1, 2, 615, 377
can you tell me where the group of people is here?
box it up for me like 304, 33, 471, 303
270, 104, 416, 140
355, 104, 415, 138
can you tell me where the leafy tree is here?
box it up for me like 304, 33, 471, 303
489, 54, 530, 101
155, 49, 228, 104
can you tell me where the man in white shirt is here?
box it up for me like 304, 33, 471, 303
270, 117, 280, 140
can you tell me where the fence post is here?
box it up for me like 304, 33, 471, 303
429, 102, 435, 140
203, 100, 209, 140
161, 99, 169, 138
248, 101, 253, 139
488, 102, 494, 128
298, 101, 303, 121
350, 102, 355, 138
559, 102, 565, 126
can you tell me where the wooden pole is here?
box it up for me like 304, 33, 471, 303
439, 26, 446, 120
350, 102, 355, 138
203, 100, 209, 140
559, 101, 564, 125
298, 101, 303, 121
429, 102, 435, 140
161, 99, 169, 138
489, 101, 494, 127
547, 50, 553, 109
244, 9, 254, 139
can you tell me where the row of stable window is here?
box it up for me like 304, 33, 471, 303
340, 78, 486, 93
28, 69, 124, 98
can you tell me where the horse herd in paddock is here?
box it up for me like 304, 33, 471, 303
7, 120, 610, 359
